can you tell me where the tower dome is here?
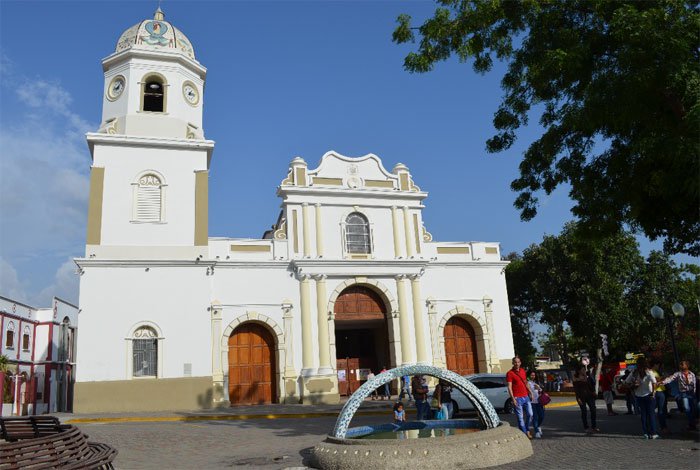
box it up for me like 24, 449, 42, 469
115, 8, 195, 60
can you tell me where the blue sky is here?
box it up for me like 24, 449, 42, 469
0, 1, 689, 309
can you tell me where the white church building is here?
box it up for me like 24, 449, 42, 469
74, 10, 516, 413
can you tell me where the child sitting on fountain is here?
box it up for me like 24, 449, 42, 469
393, 402, 406, 424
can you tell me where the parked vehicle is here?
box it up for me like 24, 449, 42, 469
430, 373, 513, 416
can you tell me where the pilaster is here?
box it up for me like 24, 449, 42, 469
210, 303, 226, 404
281, 301, 299, 403
402, 206, 415, 258
483, 296, 500, 372
315, 203, 324, 258
302, 203, 311, 258
391, 206, 402, 258
299, 275, 314, 375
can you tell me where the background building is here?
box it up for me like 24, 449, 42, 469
74, 10, 516, 412
0, 295, 78, 415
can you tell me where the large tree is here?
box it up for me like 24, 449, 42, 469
505, 222, 699, 363
394, 1, 700, 255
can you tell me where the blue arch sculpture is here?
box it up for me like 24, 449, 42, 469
332, 364, 501, 438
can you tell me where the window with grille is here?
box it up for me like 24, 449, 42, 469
135, 173, 162, 222
345, 212, 371, 254
132, 327, 158, 377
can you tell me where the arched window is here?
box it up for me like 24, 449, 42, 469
141, 75, 166, 112
133, 172, 164, 222
132, 326, 158, 378
345, 212, 371, 254
5, 322, 14, 349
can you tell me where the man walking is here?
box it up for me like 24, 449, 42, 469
507, 356, 534, 437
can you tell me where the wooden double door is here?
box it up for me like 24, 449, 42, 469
444, 316, 479, 376
334, 286, 389, 396
228, 323, 277, 405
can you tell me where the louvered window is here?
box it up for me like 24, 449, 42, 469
345, 213, 371, 254
135, 174, 162, 222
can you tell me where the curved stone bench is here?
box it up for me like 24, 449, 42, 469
0, 424, 117, 469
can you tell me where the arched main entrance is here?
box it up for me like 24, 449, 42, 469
334, 285, 391, 396
228, 323, 277, 405
444, 316, 479, 376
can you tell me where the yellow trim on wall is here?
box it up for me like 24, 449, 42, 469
485, 247, 498, 254
399, 173, 409, 191
437, 246, 470, 254
312, 177, 343, 186
194, 171, 208, 246
230, 244, 271, 253
365, 180, 394, 188
295, 167, 307, 187
86, 167, 105, 245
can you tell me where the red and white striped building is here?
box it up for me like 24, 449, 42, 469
0, 295, 78, 415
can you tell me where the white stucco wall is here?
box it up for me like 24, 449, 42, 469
76, 265, 211, 381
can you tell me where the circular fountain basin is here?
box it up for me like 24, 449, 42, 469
312, 420, 532, 469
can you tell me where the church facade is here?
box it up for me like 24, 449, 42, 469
74, 10, 516, 413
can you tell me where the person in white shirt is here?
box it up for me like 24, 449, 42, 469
624, 358, 659, 439
528, 371, 545, 438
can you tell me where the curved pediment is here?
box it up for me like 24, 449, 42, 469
279, 150, 421, 192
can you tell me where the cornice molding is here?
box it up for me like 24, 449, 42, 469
102, 48, 207, 78
277, 186, 428, 201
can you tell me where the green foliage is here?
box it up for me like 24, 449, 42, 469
394, 1, 700, 255
505, 222, 699, 359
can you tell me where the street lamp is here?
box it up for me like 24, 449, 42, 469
650, 303, 685, 370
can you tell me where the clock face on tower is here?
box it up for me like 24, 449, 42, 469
182, 81, 200, 106
107, 75, 126, 101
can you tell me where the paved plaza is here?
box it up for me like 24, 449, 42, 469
62, 398, 698, 469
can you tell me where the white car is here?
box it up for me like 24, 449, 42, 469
446, 373, 514, 415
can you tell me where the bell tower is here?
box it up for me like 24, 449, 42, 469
85, 8, 214, 259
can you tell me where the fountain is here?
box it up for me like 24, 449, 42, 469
311, 365, 533, 469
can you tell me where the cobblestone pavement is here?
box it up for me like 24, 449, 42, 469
73, 400, 698, 469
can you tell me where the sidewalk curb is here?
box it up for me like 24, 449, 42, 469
66, 401, 580, 425
65, 410, 389, 424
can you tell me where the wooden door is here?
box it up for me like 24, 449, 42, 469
444, 317, 478, 376
228, 323, 276, 405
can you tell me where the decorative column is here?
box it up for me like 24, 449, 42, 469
395, 275, 415, 365
315, 203, 324, 258
391, 206, 402, 258
210, 302, 226, 403
302, 203, 312, 258
299, 274, 314, 375
402, 206, 415, 258
410, 275, 429, 364
281, 301, 298, 403
315, 275, 332, 374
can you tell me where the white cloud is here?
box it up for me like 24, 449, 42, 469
34, 259, 80, 307
0, 55, 93, 305
0, 257, 29, 303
